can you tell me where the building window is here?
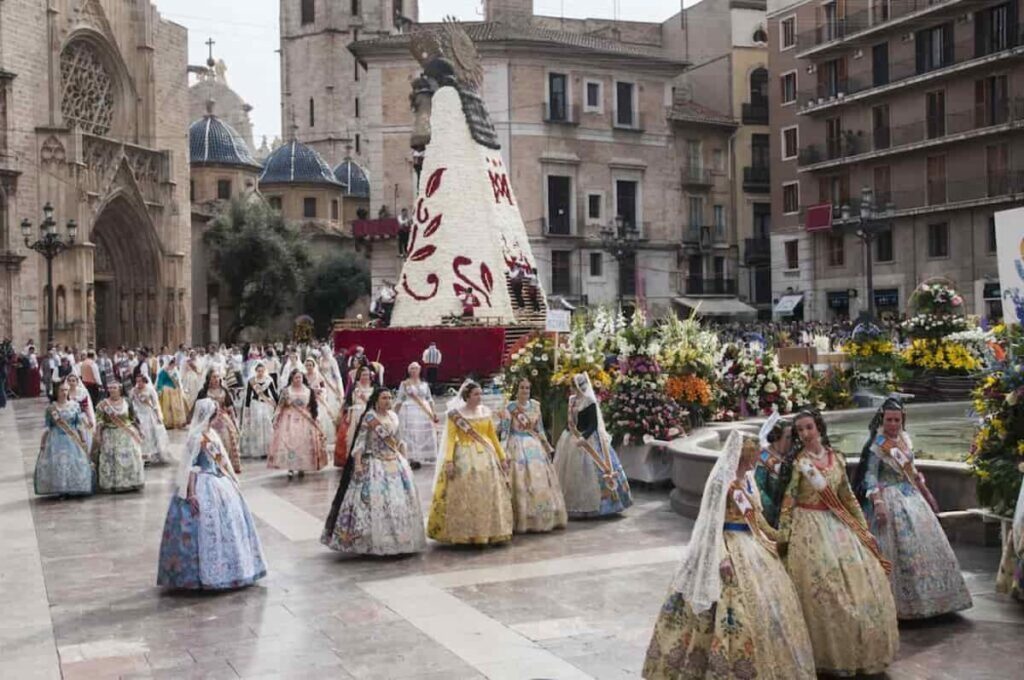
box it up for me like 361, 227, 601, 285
780, 71, 797, 104
916, 22, 954, 74
546, 175, 572, 235
928, 222, 949, 258
749, 68, 768, 107
753, 203, 770, 238
987, 143, 1009, 196
354, 55, 360, 81
927, 155, 947, 205
189, 179, 195, 202
309, 98, 315, 127
872, 104, 890, 149
331, 199, 339, 220
688, 196, 704, 239
820, 57, 846, 98
268, 196, 282, 211
589, 252, 603, 277
988, 215, 998, 253
587, 193, 602, 221
355, 97, 360, 118
303, 197, 317, 218
874, 165, 891, 205
977, 3, 1012, 57
351, 0, 360, 15
584, 80, 602, 113
551, 250, 572, 295
781, 126, 798, 160
827, 232, 845, 266
615, 81, 636, 127
926, 90, 945, 138
713, 205, 725, 240
782, 182, 799, 214
301, 0, 314, 25
976, 75, 1009, 126
872, 42, 889, 87
781, 16, 796, 49
547, 72, 568, 122
819, 173, 850, 209
752, 134, 769, 170
616, 179, 638, 229
825, 116, 842, 159
784, 239, 799, 270
712, 148, 725, 172
876, 229, 894, 262
355, 133, 361, 154
217, 179, 231, 200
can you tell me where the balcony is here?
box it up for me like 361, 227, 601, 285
682, 165, 714, 189
540, 216, 581, 237
543, 102, 579, 126
798, 28, 1024, 115
683, 225, 728, 250
798, 98, 1024, 171
613, 111, 645, 132
744, 237, 771, 265
743, 166, 771, 193
741, 101, 769, 125
684, 277, 738, 296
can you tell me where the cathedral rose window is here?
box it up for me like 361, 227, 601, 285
60, 40, 115, 136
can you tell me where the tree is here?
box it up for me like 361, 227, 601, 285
203, 199, 310, 339
304, 251, 370, 335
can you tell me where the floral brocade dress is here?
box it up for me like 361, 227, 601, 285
499, 399, 567, 533
863, 433, 972, 619
427, 409, 514, 545
130, 385, 170, 465
643, 478, 815, 680
93, 399, 145, 493
396, 380, 438, 464
321, 410, 426, 555
553, 399, 632, 518
157, 435, 266, 590
34, 402, 94, 497
268, 386, 327, 472
779, 450, 899, 676
206, 387, 242, 474
240, 379, 278, 460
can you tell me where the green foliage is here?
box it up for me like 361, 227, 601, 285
203, 199, 310, 339
304, 251, 371, 335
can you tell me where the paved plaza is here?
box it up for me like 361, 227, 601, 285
2, 399, 1022, 680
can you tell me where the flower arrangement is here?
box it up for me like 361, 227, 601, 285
902, 339, 981, 374
666, 374, 713, 406
808, 368, 855, 410
551, 319, 612, 392
902, 280, 971, 340
603, 374, 687, 444
716, 346, 805, 419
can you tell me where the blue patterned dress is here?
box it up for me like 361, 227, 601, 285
34, 402, 94, 497
499, 399, 567, 533
157, 435, 267, 590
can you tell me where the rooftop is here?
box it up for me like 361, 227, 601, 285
188, 105, 261, 171
259, 140, 340, 187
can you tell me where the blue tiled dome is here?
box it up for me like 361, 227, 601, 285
189, 110, 261, 170
333, 159, 371, 198
259, 140, 340, 187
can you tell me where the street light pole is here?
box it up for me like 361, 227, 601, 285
599, 216, 640, 312
22, 202, 78, 348
840, 186, 893, 322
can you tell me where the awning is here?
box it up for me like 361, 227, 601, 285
673, 297, 758, 317
774, 294, 804, 314
805, 204, 833, 232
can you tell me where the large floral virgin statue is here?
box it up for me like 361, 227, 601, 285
389, 21, 545, 328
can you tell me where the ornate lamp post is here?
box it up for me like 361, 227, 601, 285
841, 186, 894, 321
599, 216, 640, 311
22, 202, 77, 347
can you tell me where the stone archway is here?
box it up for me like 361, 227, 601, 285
91, 195, 161, 349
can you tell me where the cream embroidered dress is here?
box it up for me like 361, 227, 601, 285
395, 379, 438, 464
94, 398, 145, 493
130, 383, 170, 465
240, 377, 278, 459
499, 399, 567, 533
427, 406, 514, 545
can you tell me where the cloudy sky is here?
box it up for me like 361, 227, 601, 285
157, 0, 691, 143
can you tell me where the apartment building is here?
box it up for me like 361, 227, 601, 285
768, 0, 1022, 321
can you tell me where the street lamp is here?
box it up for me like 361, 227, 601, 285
599, 216, 641, 311
22, 202, 77, 347
840, 186, 893, 321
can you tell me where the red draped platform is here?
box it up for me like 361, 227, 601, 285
334, 326, 507, 386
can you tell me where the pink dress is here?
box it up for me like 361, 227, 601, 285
268, 386, 327, 472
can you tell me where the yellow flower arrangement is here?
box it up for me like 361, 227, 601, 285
1016, 440, 1024, 457
552, 366, 611, 392
844, 338, 895, 358
901, 339, 981, 374
666, 374, 712, 406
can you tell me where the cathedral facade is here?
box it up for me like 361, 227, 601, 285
0, 0, 191, 349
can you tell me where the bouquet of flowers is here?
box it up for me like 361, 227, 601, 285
902, 338, 981, 374
666, 374, 713, 406
716, 346, 805, 418
902, 280, 971, 340
808, 368, 855, 410
603, 373, 687, 444
551, 320, 612, 392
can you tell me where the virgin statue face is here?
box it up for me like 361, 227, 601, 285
466, 387, 483, 409
881, 410, 903, 438
517, 379, 531, 401
377, 391, 394, 412
795, 415, 820, 447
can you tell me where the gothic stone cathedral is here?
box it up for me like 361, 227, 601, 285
0, 0, 190, 349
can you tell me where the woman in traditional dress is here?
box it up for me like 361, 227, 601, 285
427, 380, 514, 545
64, 373, 96, 453
322, 387, 427, 555
240, 361, 278, 460
157, 399, 267, 590
197, 370, 243, 474
643, 432, 815, 680
264, 348, 281, 386
852, 397, 972, 619
554, 373, 632, 518
278, 351, 301, 391
181, 351, 205, 411
94, 381, 146, 493
319, 343, 344, 412
130, 374, 170, 465
1004, 464, 1024, 600
499, 378, 567, 533
394, 362, 438, 469
34, 380, 94, 498
156, 358, 188, 430
779, 409, 898, 676
753, 414, 794, 528
268, 369, 327, 477
304, 358, 338, 458
336, 366, 375, 468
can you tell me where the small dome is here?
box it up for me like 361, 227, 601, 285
189, 104, 261, 169
334, 159, 371, 198
259, 140, 340, 187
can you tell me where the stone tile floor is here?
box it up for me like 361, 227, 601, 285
2, 398, 1023, 679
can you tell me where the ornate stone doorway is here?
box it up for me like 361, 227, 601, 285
90, 195, 161, 348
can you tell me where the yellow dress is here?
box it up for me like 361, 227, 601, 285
427, 410, 514, 545
778, 450, 899, 676
643, 483, 815, 680
156, 370, 187, 430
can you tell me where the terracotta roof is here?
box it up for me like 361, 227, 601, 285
351, 21, 687, 65
667, 100, 737, 128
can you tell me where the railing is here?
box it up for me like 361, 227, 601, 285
798, 98, 1024, 167
795, 0, 965, 51
613, 111, 645, 132
741, 101, 769, 125
744, 237, 771, 264
685, 277, 738, 296
543, 102, 579, 125
540, 216, 579, 237
681, 165, 714, 187
743, 166, 771, 191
